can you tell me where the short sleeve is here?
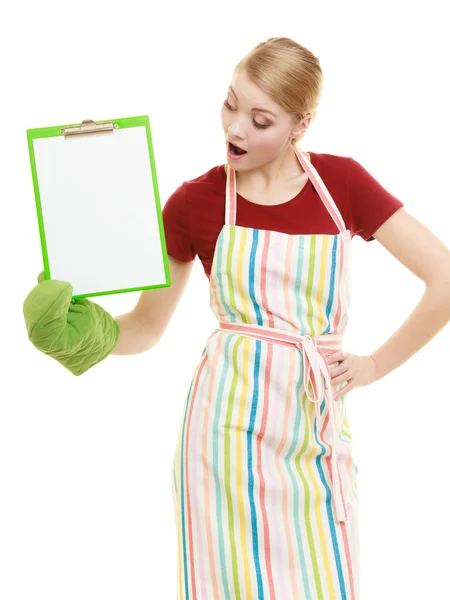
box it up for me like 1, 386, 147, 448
161, 183, 196, 262
348, 157, 405, 242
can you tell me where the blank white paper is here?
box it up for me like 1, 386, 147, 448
32, 124, 167, 297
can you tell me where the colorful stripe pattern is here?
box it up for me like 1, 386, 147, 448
171, 148, 360, 599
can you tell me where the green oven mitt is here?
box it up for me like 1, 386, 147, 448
23, 271, 120, 376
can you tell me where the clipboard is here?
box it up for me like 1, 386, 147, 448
26, 115, 171, 299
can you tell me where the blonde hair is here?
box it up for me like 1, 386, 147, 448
234, 37, 323, 146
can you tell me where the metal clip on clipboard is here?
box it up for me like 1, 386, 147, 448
60, 118, 118, 138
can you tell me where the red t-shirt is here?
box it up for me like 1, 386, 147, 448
161, 151, 404, 279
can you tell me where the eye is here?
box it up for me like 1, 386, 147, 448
223, 100, 270, 130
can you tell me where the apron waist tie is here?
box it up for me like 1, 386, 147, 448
217, 321, 348, 523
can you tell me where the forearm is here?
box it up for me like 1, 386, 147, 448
111, 312, 159, 356
369, 280, 450, 382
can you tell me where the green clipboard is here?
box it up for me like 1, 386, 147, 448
26, 115, 171, 299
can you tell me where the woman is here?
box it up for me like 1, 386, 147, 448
167, 38, 364, 599
23, 37, 450, 599
161, 37, 450, 599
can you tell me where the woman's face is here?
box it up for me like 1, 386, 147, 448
221, 69, 302, 170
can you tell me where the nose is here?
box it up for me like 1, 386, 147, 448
227, 125, 245, 141
225, 113, 245, 139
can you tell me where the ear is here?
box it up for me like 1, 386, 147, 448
291, 113, 312, 139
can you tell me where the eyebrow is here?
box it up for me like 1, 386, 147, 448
228, 86, 278, 118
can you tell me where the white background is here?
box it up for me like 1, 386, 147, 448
1, 1, 449, 598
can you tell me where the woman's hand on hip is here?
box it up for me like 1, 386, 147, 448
325, 351, 377, 401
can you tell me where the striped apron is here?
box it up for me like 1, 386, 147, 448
171, 148, 360, 599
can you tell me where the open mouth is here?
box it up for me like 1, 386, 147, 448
228, 141, 247, 155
